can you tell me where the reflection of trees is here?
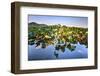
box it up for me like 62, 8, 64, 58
28, 24, 88, 58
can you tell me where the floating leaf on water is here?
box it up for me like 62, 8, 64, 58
54, 51, 59, 58
67, 43, 76, 51
67, 43, 71, 49
61, 45, 65, 52
28, 39, 35, 45
70, 45, 76, 52
35, 42, 40, 47
55, 45, 60, 50
28, 41, 34, 45
85, 44, 88, 48
41, 43, 46, 48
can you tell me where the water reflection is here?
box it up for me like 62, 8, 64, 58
28, 42, 88, 60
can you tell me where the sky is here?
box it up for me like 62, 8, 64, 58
28, 15, 88, 28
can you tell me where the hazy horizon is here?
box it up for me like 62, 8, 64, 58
28, 15, 88, 28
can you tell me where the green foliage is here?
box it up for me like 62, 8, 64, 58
28, 22, 88, 53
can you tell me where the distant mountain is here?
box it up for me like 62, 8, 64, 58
29, 22, 38, 25
28, 22, 48, 27
28, 22, 87, 29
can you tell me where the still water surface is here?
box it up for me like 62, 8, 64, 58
28, 42, 88, 60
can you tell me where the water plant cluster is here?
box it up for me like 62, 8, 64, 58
28, 22, 88, 53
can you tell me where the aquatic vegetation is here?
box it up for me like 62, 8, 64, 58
28, 22, 88, 55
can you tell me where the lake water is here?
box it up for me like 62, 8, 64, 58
28, 42, 88, 60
